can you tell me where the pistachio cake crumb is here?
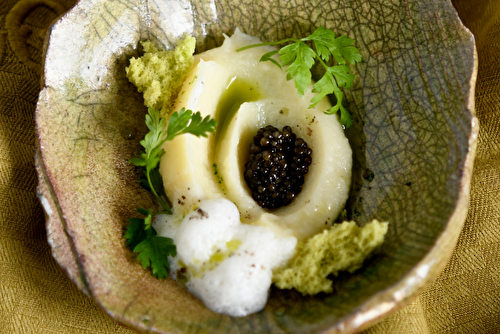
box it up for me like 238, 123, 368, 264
273, 220, 388, 295
126, 35, 195, 112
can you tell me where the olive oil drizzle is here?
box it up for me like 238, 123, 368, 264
211, 77, 261, 191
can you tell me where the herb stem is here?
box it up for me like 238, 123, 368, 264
236, 38, 297, 52
146, 169, 170, 212
316, 55, 330, 72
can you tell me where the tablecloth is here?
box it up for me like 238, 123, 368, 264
0, 0, 498, 333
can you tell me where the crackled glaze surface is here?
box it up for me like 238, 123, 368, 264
35, 0, 477, 333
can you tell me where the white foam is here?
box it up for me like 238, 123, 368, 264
176, 198, 240, 265
162, 198, 296, 317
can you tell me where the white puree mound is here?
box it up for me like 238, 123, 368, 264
159, 29, 352, 241
154, 29, 353, 316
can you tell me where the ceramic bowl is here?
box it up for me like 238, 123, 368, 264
35, 0, 478, 333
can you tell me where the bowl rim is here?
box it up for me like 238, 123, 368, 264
34, 0, 480, 332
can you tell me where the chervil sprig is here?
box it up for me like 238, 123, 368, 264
129, 107, 217, 212
236, 27, 362, 128
124, 208, 176, 279
126, 107, 216, 278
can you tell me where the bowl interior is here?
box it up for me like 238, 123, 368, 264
36, 0, 477, 333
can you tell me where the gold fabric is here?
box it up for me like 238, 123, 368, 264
0, 0, 497, 333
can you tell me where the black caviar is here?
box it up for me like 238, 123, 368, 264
244, 125, 312, 209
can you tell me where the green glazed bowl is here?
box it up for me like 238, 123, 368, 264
35, 0, 478, 333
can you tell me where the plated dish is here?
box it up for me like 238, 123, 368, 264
124, 28, 388, 316
35, 0, 478, 333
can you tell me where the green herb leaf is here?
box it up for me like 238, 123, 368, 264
134, 235, 176, 279
339, 105, 352, 128
148, 167, 166, 197
125, 218, 146, 249
142, 108, 167, 160
125, 217, 150, 250
236, 27, 362, 128
137, 207, 152, 216
138, 208, 153, 230
328, 65, 354, 89
303, 26, 337, 62
260, 50, 281, 68
129, 156, 147, 167
279, 42, 316, 96
324, 86, 353, 128
329, 35, 362, 65
310, 70, 336, 108
166, 107, 217, 140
